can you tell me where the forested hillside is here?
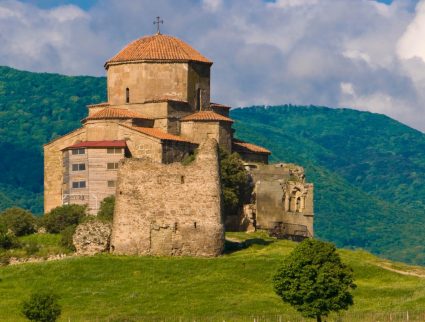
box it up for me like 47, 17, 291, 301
0, 66, 424, 265
231, 106, 425, 265
0, 66, 106, 213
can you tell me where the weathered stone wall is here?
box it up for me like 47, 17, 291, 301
73, 220, 112, 255
180, 121, 232, 151
111, 139, 224, 256
107, 63, 189, 105
187, 62, 211, 111
246, 163, 314, 237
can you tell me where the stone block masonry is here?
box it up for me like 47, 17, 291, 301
110, 139, 224, 256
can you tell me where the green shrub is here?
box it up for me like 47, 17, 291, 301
0, 207, 36, 236
219, 148, 250, 217
24, 240, 40, 256
97, 196, 115, 222
21, 291, 61, 322
60, 225, 76, 251
0, 253, 10, 266
42, 204, 86, 233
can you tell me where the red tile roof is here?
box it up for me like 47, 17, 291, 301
232, 139, 271, 155
180, 111, 234, 123
130, 126, 192, 143
211, 102, 231, 110
106, 34, 212, 66
65, 140, 127, 149
84, 108, 154, 121
87, 102, 109, 108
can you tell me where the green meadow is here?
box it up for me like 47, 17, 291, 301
0, 233, 424, 321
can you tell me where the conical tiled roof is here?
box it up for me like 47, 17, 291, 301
106, 34, 212, 67
180, 111, 233, 123
83, 108, 154, 122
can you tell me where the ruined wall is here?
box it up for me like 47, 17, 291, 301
107, 63, 189, 105
247, 163, 314, 237
111, 139, 224, 256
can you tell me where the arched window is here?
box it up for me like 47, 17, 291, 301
296, 197, 301, 212
126, 88, 130, 103
196, 88, 202, 111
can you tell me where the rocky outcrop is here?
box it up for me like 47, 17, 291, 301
73, 220, 112, 255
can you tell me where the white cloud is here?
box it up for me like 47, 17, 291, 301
269, 0, 319, 9
398, 0, 425, 62
202, 0, 222, 12
340, 82, 355, 96
0, 0, 424, 132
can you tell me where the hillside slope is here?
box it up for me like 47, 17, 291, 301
0, 233, 424, 321
0, 67, 424, 265
231, 106, 425, 265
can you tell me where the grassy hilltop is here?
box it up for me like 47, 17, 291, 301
0, 66, 424, 265
0, 233, 424, 321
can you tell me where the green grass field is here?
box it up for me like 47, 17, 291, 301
0, 232, 424, 321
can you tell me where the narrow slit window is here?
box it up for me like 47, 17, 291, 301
126, 88, 130, 103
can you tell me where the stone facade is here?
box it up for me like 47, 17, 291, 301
111, 139, 224, 256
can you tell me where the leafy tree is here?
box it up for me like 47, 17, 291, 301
42, 204, 86, 234
97, 196, 115, 221
273, 239, 356, 322
219, 148, 250, 217
0, 207, 36, 236
21, 291, 61, 322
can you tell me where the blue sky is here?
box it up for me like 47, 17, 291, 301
0, 0, 424, 131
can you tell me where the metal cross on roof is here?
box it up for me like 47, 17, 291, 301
153, 16, 164, 35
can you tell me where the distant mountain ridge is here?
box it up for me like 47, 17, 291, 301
0, 66, 424, 265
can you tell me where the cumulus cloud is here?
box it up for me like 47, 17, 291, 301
0, 0, 424, 132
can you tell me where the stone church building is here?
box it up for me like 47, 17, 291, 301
44, 30, 314, 256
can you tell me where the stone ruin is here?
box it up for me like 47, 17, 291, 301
110, 139, 224, 256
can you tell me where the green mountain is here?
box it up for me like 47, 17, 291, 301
231, 106, 425, 265
1, 233, 424, 321
0, 66, 106, 213
0, 66, 424, 265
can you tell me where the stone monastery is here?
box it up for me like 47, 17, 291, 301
44, 28, 314, 256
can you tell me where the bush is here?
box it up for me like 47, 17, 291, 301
22, 291, 61, 322
43, 204, 86, 234
97, 196, 115, 221
0, 253, 10, 266
219, 148, 251, 217
0, 207, 36, 236
60, 225, 76, 251
24, 240, 40, 256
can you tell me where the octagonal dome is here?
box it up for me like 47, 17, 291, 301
105, 34, 212, 67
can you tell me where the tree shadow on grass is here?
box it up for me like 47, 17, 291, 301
224, 238, 274, 254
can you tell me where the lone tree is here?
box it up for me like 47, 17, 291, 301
273, 239, 356, 322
